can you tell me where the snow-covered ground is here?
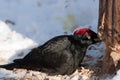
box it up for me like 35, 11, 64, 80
0, 0, 119, 79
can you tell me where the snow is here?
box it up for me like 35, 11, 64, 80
0, 0, 99, 44
112, 70, 120, 80
83, 42, 105, 65
0, 0, 119, 79
0, 21, 37, 65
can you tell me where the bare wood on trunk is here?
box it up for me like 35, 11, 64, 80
98, 0, 120, 74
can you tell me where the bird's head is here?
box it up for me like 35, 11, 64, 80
74, 28, 101, 45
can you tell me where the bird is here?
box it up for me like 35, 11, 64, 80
0, 28, 101, 75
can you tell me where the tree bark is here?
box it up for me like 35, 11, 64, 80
98, 0, 120, 74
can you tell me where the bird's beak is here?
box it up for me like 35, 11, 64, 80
94, 37, 102, 43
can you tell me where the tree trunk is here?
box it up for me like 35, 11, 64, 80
98, 0, 120, 75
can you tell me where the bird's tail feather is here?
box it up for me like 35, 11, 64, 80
0, 63, 20, 70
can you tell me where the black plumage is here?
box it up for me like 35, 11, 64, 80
0, 28, 101, 75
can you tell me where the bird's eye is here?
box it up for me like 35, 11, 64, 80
87, 35, 91, 39
81, 35, 90, 40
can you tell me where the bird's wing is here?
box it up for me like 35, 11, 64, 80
41, 35, 71, 54
14, 35, 73, 66
39, 35, 73, 68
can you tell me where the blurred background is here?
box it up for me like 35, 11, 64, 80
0, 0, 99, 64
